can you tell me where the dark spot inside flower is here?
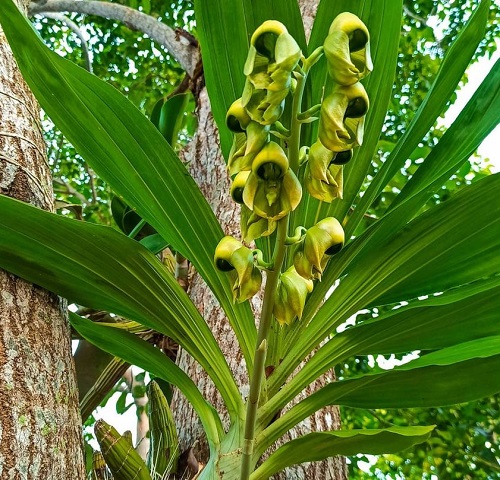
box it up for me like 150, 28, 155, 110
216, 258, 235, 272
345, 97, 368, 118
231, 187, 245, 204
226, 114, 245, 133
331, 150, 352, 165
257, 163, 283, 181
254, 32, 278, 61
349, 29, 368, 52
325, 242, 343, 255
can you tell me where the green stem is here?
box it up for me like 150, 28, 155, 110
127, 218, 146, 239
240, 48, 322, 479
240, 218, 288, 480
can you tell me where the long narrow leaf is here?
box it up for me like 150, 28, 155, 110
0, 195, 242, 416
268, 277, 500, 409
252, 426, 434, 479
258, 338, 500, 454
0, 1, 256, 368
71, 314, 223, 448
307, 60, 500, 315
278, 174, 500, 391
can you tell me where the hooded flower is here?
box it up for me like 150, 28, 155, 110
305, 140, 350, 202
318, 82, 369, 152
242, 20, 302, 125
294, 217, 345, 280
324, 12, 373, 86
226, 97, 252, 132
273, 266, 314, 325
242, 141, 302, 221
214, 236, 262, 302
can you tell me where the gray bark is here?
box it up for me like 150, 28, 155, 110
0, 1, 86, 478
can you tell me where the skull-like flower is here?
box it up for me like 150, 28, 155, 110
318, 82, 369, 152
242, 20, 301, 125
214, 236, 262, 302
242, 141, 302, 221
273, 266, 314, 325
226, 97, 252, 132
324, 12, 372, 86
294, 217, 345, 280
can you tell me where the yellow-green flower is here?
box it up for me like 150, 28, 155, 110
305, 160, 343, 203
227, 122, 269, 177
243, 142, 302, 220
240, 204, 277, 243
214, 236, 262, 302
294, 217, 345, 280
226, 97, 252, 132
324, 12, 372, 86
273, 266, 314, 326
318, 82, 369, 152
242, 20, 302, 125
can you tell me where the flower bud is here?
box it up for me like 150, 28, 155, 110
294, 217, 344, 280
214, 236, 262, 302
273, 266, 314, 325
324, 12, 372, 86
226, 97, 252, 132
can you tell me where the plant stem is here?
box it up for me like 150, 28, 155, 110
240, 49, 322, 479
240, 217, 288, 480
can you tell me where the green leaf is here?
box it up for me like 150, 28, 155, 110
389, 58, 500, 210
269, 277, 500, 411
71, 314, 223, 447
252, 426, 434, 479
0, 195, 242, 417
151, 93, 190, 146
279, 174, 500, 396
303, 62, 499, 328
0, 1, 256, 368
346, 0, 490, 236
259, 338, 500, 454
194, 0, 306, 158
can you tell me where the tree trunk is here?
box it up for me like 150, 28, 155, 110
0, 2, 86, 478
173, 1, 347, 478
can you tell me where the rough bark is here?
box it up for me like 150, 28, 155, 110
172, 1, 347, 478
0, 2, 86, 478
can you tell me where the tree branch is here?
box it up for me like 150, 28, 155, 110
42, 12, 93, 72
29, 0, 200, 77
